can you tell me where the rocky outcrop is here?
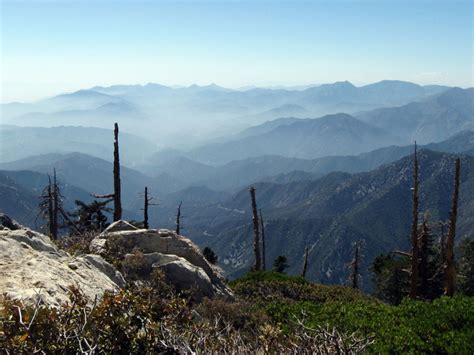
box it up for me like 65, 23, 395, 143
92, 220, 233, 300
0, 215, 125, 306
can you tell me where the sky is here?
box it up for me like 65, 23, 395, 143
1, 0, 473, 103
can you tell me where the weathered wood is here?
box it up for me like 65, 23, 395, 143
249, 186, 261, 271
444, 158, 460, 296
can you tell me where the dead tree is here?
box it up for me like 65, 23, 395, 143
51, 169, 59, 239
350, 241, 362, 289
144, 187, 149, 229
444, 158, 461, 296
47, 176, 54, 238
142, 187, 158, 229
409, 142, 420, 299
38, 170, 62, 240
113, 123, 122, 221
249, 186, 261, 271
259, 209, 266, 271
302, 246, 309, 278
418, 219, 431, 295
92, 123, 122, 221
176, 201, 182, 235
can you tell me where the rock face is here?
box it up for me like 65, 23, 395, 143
92, 221, 234, 300
0, 214, 125, 306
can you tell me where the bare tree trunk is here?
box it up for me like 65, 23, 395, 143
302, 246, 309, 278
350, 242, 361, 289
113, 123, 122, 221
249, 186, 261, 271
51, 169, 59, 240
47, 176, 54, 238
259, 209, 266, 271
143, 186, 149, 229
444, 158, 460, 296
176, 201, 182, 235
418, 220, 430, 296
409, 143, 420, 299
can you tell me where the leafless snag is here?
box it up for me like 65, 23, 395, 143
302, 246, 309, 278
409, 142, 420, 299
259, 209, 266, 271
444, 157, 460, 296
249, 186, 261, 271
91, 123, 122, 222
350, 241, 362, 289
176, 201, 182, 235
141, 186, 159, 229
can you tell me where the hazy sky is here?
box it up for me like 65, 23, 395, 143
1, 0, 472, 102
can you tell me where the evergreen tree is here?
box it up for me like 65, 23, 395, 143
71, 199, 112, 232
371, 254, 410, 305
203, 247, 218, 264
418, 220, 443, 300
457, 238, 474, 296
273, 256, 289, 273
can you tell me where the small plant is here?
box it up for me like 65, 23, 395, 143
203, 247, 218, 264
273, 255, 289, 273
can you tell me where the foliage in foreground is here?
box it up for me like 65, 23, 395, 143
232, 272, 474, 354
0, 272, 372, 354
1, 271, 473, 354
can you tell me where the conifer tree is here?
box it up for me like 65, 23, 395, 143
418, 219, 443, 299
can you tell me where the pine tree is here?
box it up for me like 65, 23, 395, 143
71, 199, 112, 232
249, 186, 261, 271
203, 247, 218, 264
444, 158, 461, 296
273, 255, 289, 273
418, 219, 443, 300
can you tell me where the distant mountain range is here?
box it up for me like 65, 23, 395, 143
358, 87, 474, 144
140, 130, 474, 191
0, 153, 182, 220
1, 80, 450, 148
151, 87, 473, 165
2, 139, 473, 290
1, 79, 472, 288
153, 150, 474, 290
0, 125, 157, 166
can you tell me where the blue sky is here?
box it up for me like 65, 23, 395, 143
1, 0, 472, 102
